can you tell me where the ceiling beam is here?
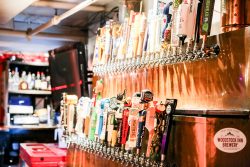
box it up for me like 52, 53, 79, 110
0, 29, 86, 42
32, 1, 105, 12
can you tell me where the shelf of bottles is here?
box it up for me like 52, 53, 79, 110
8, 67, 52, 93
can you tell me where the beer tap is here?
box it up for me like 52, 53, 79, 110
60, 93, 67, 135
100, 99, 110, 144
136, 90, 153, 163
159, 99, 177, 167
145, 158, 150, 167
139, 153, 146, 166
114, 147, 120, 162
121, 98, 131, 150
102, 145, 107, 158
128, 152, 134, 167
106, 140, 112, 159
122, 151, 129, 165
110, 147, 115, 161
133, 153, 140, 166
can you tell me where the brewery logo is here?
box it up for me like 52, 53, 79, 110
214, 128, 247, 153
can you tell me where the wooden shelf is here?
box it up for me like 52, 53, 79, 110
7, 125, 57, 130
9, 89, 52, 95
9, 61, 49, 67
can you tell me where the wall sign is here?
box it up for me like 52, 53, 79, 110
214, 128, 247, 153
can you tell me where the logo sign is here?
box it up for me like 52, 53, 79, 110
214, 128, 247, 153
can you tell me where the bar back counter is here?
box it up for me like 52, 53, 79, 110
66, 27, 250, 167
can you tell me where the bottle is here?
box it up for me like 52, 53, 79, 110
40, 72, 47, 90
46, 76, 51, 90
13, 67, 20, 90
30, 73, 36, 90
35, 71, 41, 90
8, 69, 13, 90
27, 72, 32, 90
19, 71, 28, 90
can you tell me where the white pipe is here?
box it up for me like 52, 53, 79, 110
32, 1, 104, 12
27, 0, 97, 37
59, 0, 97, 21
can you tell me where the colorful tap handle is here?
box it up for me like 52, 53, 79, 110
121, 107, 130, 145
162, 2, 173, 39
200, 0, 215, 36
128, 108, 139, 148
136, 109, 147, 150
160, 99, 177, 160
107, 111, 115, 146
145, 104, 157, 157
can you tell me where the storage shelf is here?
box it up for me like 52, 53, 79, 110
7, 125, 57, 130
9, 61, 49, 67
9, 89, 52, 95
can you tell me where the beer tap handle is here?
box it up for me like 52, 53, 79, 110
136, 109, 147, 152
160, 99, 177, 165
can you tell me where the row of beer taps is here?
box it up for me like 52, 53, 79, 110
93, 44, 220, 76
60, 90, 178, 167
67, 136, 169, 167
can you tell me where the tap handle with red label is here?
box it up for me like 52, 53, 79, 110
121, 107, 130, 146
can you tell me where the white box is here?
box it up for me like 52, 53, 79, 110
9, 105, 33, 114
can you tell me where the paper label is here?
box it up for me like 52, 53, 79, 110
214, 128, 247, 153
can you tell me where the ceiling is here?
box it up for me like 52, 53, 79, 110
0, 0, 117, 52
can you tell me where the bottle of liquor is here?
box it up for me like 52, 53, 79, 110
27, 72, 32, 90
8, 69, 14, 90
35, 71, 41, 90
13, 67, 20, 90
46, 76, 51, 90
40, 72, 47, 90
30, 73, 36, 90
19, 71, 28, 90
